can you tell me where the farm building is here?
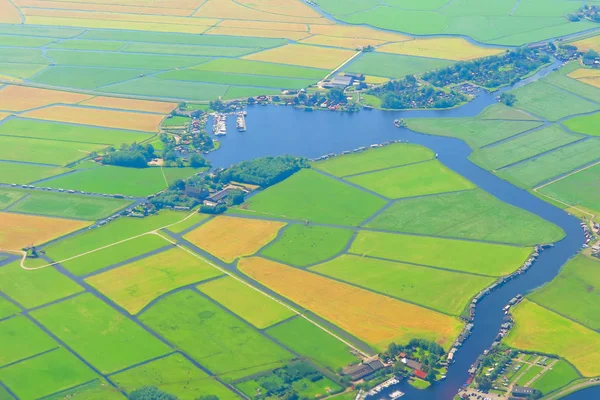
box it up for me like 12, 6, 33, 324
512, 386, 535, 397
401, 358, 423, 371
329, 75, 354, 88
342, 359, 385, 381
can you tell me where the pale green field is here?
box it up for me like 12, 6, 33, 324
0, 316, 57, 367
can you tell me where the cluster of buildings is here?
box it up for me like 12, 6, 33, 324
323, 73, 366, 89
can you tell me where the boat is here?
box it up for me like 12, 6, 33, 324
394, 119, 407, 128
236, 112, 247, 132
389, 391, 404, 399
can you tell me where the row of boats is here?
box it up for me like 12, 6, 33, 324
366, 378, 404, 399
212, 112, 247, 135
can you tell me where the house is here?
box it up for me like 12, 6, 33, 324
512, 386, 535, 397
414, 370, 427, 380
342, 359, 385, 381
401, 358, 423, 371
329, 75, 354, 88
204, 188, 234, 206
344, 72, 365, 80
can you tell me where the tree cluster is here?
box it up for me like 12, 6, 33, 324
248, 362, 325, 400
570, 5, 600, 22
129, 386, 220, 400
221, 155, 309, 187
102, 143, 156, 168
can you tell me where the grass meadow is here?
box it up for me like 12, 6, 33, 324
562, 112, 600, 137
266, 317, 357, 370
261, 225, 354, 266
0, 258, 83, 309
244, 44, 355, 69
345, 52, 453, 78
529, 255, 600, 330
190, 58, 327, 79
110, 353, 239, 400
183, 215, 285, 263
377, 37, 503, 60
102, 77, 231, 101
140, 290, 293, 381
350, 231, 532, 276
366, 189, 564, 245
505, 300, 600, 377
538, 163, 600, 214
0, 348, 97, 400
498, 138, 600, 188
477, 104, 540, 121
165, 212, 210, 234
197, 276, 294, 329
31, 293, 171, 373
345, 160, 476, 199
239, 257, 463, 351
531, 360, 581, 394
0, 188, 25, 210
310, 255, 494, 315
0, 316, 57, 366
235, 169, 386, 226
0, 297, 19, 320
31, 66, 154, 90
0, 162, 69, 184
313, 143, 434, 177
45, 379, 126, 400
544, 63, 600, 104
0, 136, 106, 166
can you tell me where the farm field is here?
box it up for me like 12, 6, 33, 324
366, 189, 564, 245
0, 348, 98, 400
345, 160, 476, 199
0, 296, 19, 319
110, 353, 239, 400
266, 317, 357, 371
165, 212, 210, 234
191, 59, 328, 79
0, 211, 89, 249
45, 379, 126, 400
476, 104, 541, 121
0, 162, 69, 184
261, 225, 354, 266
0, 135, 106, 166
529, 255, 600, 330
313, 143, 434, 177
0, 258, 83, 309
543, 63, 600, 104
0, 189, 25, 210
0, 315, 57, 366
345, 52, 453, 78
243, 44, 355, 69
538, 163, 600, 214
505, 300, 600, 377
102, 77, 231, 101
469, 125, 582, 170
86, 247, 222, 314
497, 138, 600, 188
30, 66, 155, 90
140, 290, 293, 381
567, 68, 600, 89
234, 169, 386, 226
562, 112, 600, 137
530, 360, 581, 395
238, 257, 464, 350
31, 293, 171, 373
183, 215, 286, 263
377, 37, 504, 60
571, 34, 600, 52
0, 85, 90, 112
198, 276, 294, 329
81, 97, 177, 114
350, 231, 532, 276
8, 190, 132, 220
43, 166, 200, 197
310, 254, 493, 315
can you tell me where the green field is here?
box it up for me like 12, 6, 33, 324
45, 379, 126, 400
515, 365, 544, 386
30, 66, 153, 90
266, 317, 357, 370
109, 353, 239, 400
234, 169, 386, 226
140, 290, 293, 381
0, 348, 98, 400
531, 360, 581, 394
261, 225, 353, 266
543, 63, 600, 104
0, 61, 47, 80
0, 35, 54, 47
313, 144, 434, 177
162, 116, 190, 128
0, 25, 82, 38
0, 47, 48, 64
45, 210, 184, 274
0, 188, 26, 209
31, 293, 171, 373
538, 163, 600, 214
0, 316, 57, 366
86, 247, 222, 314
157, 69, 315, 90
407, 118, 544, 148
345, 160, 476, 199
103, 76, 230, 101
310, 254, 493, 315
498, 138, 600, 188
222, 86, 282, 100
122, 42, 258, 57
0, 259, 83, 309
44, 166, 200, 196
0, 118, 153, 145
366, 189, 564, 245
47, 39, 125, 51
197, 276, 294, 329
563, 112, 600, 137
529, 255, 600, 330
191, 59, 327, 79
8, 191, 132, 220
505, 300, 600, 377
165, 212, 210, 234
0, 136, 106, 166
345, 52, 453, 78
0, 297, 19, 320
510, 81, 600, 121
350, 231, 532, 276
476, 104, 540, 121
470, 125, 582, 170
45, 50, 208, 70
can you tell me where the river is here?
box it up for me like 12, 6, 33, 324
205, 61, 589, 399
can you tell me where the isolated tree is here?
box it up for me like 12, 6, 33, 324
190, 154, 207, 168
476, 376, 492, 392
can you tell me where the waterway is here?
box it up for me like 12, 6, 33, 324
205, 60, 587, 399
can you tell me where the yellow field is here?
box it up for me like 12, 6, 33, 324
86, 247, 222, 314
238, 257, 463, 350
364, 76, 390, 84
184, 216, 285, 263
15, 0, 193, 16
0, 212, 89, 250
206, 26, 310, 41
309, 24, 410, 42
505, 300, 600, 377
217, 19, 309, 32
81, 97, 177, 114
300, 35, 386, 49
0, 112, 10, 122
236, 0, 323, 19
0, 0, 22, 23
244, 44, 356, 69
0, 85, 92, 112
567, 68, 600, 89
571, 34, 600, 52
378, 38, 505, 61
25, 16, 211, 34
21, 105, 164, 132
198, 276, 294, 328
194, 0, 328, 24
